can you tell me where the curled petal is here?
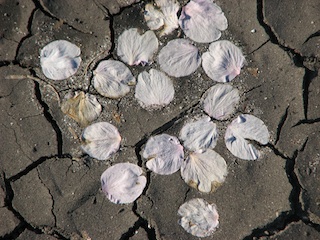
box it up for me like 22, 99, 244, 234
181, 150, 227, 193
178, 198, 219, 237
135, 69, 174, 109
117, 28, 158, 66
179, 116, 218, 151
101, 163, 147, 204
225, 114, 270, 160
158, 39, 201, 77
179, 0, 227, 43
40, 40, 81, 80
93, 60, 135, 99
202, 40, 246, 82
81, 122, 121, 160
143, 134, 184, 175
201, 84, 240, 120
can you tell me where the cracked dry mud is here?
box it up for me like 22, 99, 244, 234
0, 0, 319, 239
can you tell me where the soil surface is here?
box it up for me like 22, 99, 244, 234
0, 0, 319, 239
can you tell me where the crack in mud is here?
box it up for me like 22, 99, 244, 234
302, 68, 318, 119
275, 106, 289, 145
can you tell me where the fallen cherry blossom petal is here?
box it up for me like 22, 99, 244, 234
40, 40, 81, 80
117, 28, 158, 66
181, 149, 227, 193
202, 40, 246, 82
81, 122, 121, 160
158, 39, 201, 77
101, 163, 146, 204
178, 198, 219, 237
202, 84, 240, 120
225, 114, 270, 160
143, 134, 184, 175
179, 0, 227, 43
93, 60, 135, 99
179, 116, 218, 151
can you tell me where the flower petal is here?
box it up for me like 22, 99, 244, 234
93, 60, 135, 99
202, 40, 246, 82
201, 84, 240, 120
158, 39, 201, 77
143, 134, 184, 175
181, 150, 227, 193
135, 69, 174, 109
178, 198, 219, 237
61, 91, 102, 127
225, 114, 270, 160
81, 122, 121, 160
179, 0, 227, 43
40, 40, 81, 80
101, 163, 146, 204
179, 116, 218, 151
117, 28, 158, 66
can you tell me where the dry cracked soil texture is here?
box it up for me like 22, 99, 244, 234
0, 0, 320, 239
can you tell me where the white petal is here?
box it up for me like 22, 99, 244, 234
202, 40, 246, 82
101, 163, 147, 204
143, 134, 184, 175
158, 39, 201, 77
117, 28, 158, 66
179, 0, 227, 43
179, 116, 218, 151
93, 60, 135, 99
144, 0, 180, 36
225, 114, 270, 160
135, 69, 174, 109
181, 150, 227, 193
202, 84, 240, 120
61, 91, 102, 127
178, 198, 219, 237
40, 40, 81, 80
81, 122, 121, 160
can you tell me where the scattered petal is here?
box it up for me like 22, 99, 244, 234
81, 122, 121, 160
179, 0, 227, 43
225, 114, 270, 160
158, 39, 201, 77
143, 134, 184, 175
202, 84, 239, 120
40, 40, 81, 80
181, 150, 227, 193
179, 116, 218, 151
101, 163, 147, 204
178, 198, 219, 237
93, 60, 136, 99
202, 40, 246, 82
117, 28, 158, 66
135, 69, 174, 109
61, 91, 102, 127
144, 0, 180, 36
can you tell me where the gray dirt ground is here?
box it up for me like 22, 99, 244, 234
0, 0, 320, 239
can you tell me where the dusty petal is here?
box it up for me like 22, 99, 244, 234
81, 122, 121, 160
181, 150, 227, 193
179, 116, 218, 151
178, 198, 219, 237
179, 0, 227, 43
135, 69, 174, 109
158, 39, 201, 77
101, 163, 147, 204
144, 0, 180, 36
225, 114, 270, 160
93, 60, 135, 99
202, 84, 240, 120
202, 40, 246, 82
117, 28, 158, 66
40, 40, 81, 80
143, 134, 184, 175
61, 91, 102, 127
